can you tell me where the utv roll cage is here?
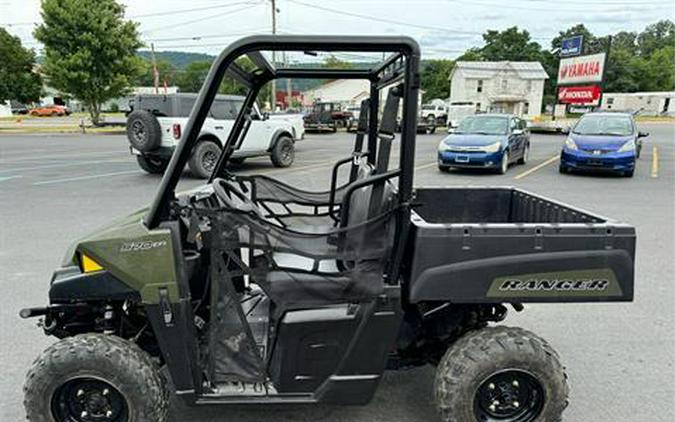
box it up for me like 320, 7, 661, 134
145, 35, 421, 231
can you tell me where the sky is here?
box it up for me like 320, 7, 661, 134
1, 0, 673, 61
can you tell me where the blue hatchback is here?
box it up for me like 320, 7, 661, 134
437, 114, 530, 174
559, 112, 648, 177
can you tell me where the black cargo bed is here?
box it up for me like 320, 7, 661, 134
407, 187, 635, 303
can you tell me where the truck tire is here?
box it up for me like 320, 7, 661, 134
270, 135, 295, 167
24, 333, 169, 422
434, 326, 568, 422
188, 139, 221, 179
126, 110, 161, 152
137, 155, 168, 174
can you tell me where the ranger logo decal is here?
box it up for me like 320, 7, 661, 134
120, 240, 167, 253
499, 278, 609, 292
486, 268, 623, 298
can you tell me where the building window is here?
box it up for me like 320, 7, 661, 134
501, 79, 508, 90
607, 98, 614, 105
524, 102, 530, 115
477, 80, 483, 93
475, 102, 481, 112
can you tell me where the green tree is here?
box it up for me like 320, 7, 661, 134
34, 0, 143, 124
175, 61, 211, 93
480, 27, 544, 62
0, 28, 42, 104
322, 55, 354, 69
637, 20, 675, 57
421, 59, 454, 101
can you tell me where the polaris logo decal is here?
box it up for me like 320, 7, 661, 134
120, 240, 167, 252
486, 268, 623, 298
499, 278, 609, 292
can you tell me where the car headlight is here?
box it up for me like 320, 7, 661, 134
564, 137, 578, 151
617, 139, 636, 153
482, 141, 502, 153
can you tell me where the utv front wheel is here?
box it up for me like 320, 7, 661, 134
24, 334, 169, 422
434, 326, 568, 422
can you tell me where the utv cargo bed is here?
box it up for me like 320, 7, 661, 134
408, 187, 635, 303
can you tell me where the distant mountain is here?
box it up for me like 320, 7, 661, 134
137, 50, 215, 68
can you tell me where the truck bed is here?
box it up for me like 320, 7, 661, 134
407, 187, 635, 303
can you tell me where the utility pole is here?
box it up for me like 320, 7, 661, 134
150, 43, 159, 94
270, 0, 277, 111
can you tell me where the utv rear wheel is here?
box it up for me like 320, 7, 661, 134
24, 334, 169, 422
270, 135, 295, 167
136, 155, 168, 174
434, 326, 568, 422
189, 140, 221, 178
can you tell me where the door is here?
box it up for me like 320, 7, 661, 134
508, 118, 522, 162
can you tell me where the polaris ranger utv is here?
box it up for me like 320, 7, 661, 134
20, 36, 636, 422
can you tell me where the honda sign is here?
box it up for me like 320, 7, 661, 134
558, 52, 606, 85
558, 85, 602, 105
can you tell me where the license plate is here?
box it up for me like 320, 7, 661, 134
455, 155, 469, 163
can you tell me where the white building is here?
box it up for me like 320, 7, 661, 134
601, 91, 675, 116
302, 79, 370, 107
0, 101, 12, 117
448, 61, 548, 118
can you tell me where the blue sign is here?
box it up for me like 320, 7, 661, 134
561, 35, 584, 57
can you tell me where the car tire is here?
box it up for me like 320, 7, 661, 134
439, 165, 450, 172
137, 155, 168, 174
189, 139, 221, 179
623, 169, 635, 177
24, 333, 169, 422
126, 110, 162, 152
517, 144, 529, 165
434, 326, 569, 422
559, 164, 568, 174
270, 135, 295, 168
498, 150, 509, 174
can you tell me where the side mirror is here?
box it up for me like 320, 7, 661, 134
262, 112, 270, 121
638, 131, 649, 138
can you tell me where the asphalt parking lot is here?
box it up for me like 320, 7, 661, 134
1, 123, 673, 421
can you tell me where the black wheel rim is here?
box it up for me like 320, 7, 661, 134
474, 370, 545, 422
281, 141, 293, 164
131, 121, 146, 145
202, 150, 218, 172
52, 377, 128, 422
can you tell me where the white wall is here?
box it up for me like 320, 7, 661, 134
0, 101, 12, 117
303, 79, 370, 105
602, 92, 675, 116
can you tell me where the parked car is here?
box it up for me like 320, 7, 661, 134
421, 102, 448, 125
438, 114, 530, 174
303, 101, 353, 132
559, 112, 647, 177
126, 94, 297, 178
29, 104, 71, 116
10, 101, 29, 115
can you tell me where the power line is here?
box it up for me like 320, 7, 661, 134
142, 2, 263, 34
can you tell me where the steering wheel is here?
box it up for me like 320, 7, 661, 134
212, 178, 264, 219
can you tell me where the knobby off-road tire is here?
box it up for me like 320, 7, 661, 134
270, 135, 295, 167
126, 110, 162, 152
24, 333, 169, 422
189, 140, 221, 179
434, 326, 568, 422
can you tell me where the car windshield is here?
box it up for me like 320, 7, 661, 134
455, 116, 508, 135
573, 115, 633, 136
422, 105, 435, 110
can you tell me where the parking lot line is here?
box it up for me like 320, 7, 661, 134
32, 170, 142, 186
0, 175, 22, 183
651, 146, 659, 178
414, 161, 437, 171
514, 155, 559, 180
0, 159, 129, 174
0, 149, 122, 164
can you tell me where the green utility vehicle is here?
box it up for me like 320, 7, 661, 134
20, 36, 635, 422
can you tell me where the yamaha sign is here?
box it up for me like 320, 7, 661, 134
558, 52, 606, 85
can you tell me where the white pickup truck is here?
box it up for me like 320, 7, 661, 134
126, 94, 304, 178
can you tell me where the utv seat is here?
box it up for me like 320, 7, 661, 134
241, 99, 372, 209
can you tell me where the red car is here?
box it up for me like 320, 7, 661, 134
29, 105, 71, 117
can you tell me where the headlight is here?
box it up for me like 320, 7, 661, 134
438, 140, 452, 152
483, 141, 502, 153
564, 137, 578, 150
617, 139, 636, 152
